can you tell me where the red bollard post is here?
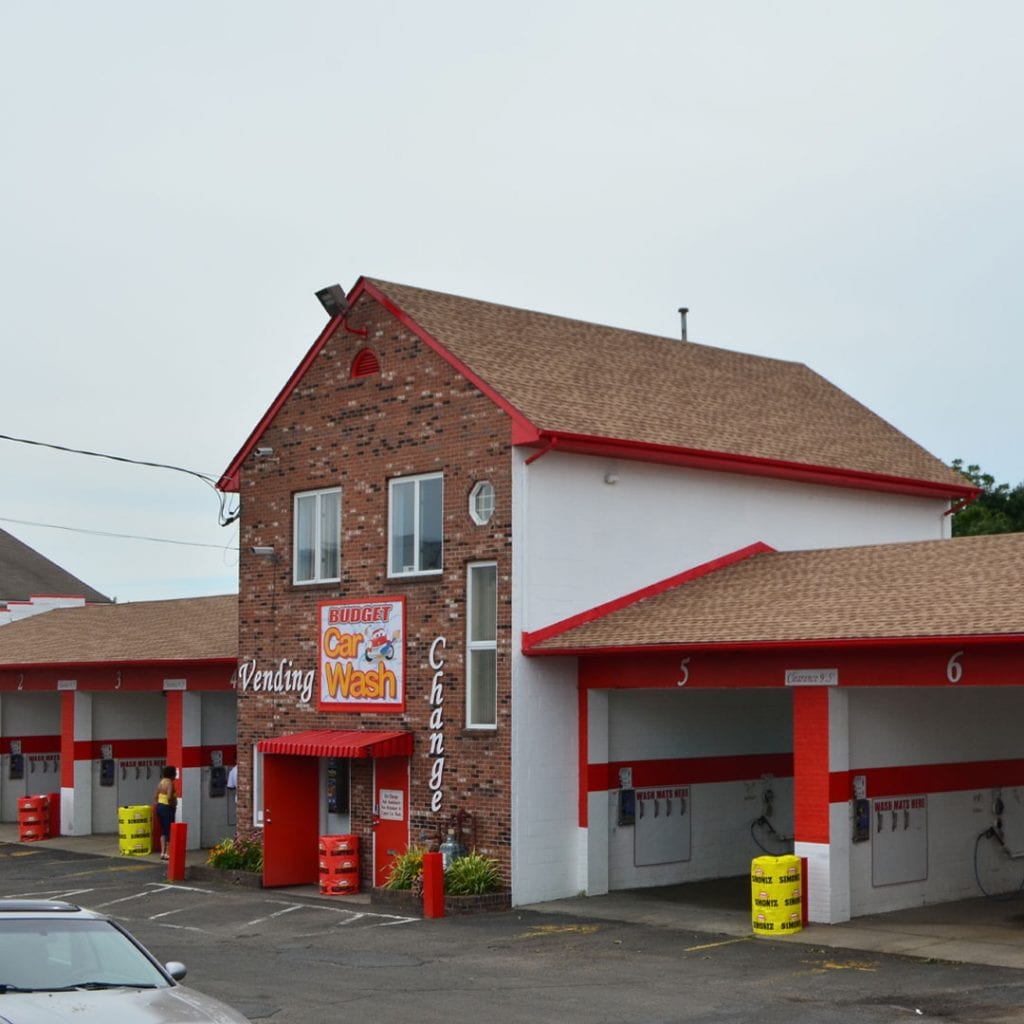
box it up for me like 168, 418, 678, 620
167, 822, 187, 882
422, 851, 445, 918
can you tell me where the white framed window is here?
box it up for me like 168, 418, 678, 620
466, 561, 497, 728
293, 487, 341, 584
469, 480, 495, 526
388, 473, 443, 576
252, 745, 264, 827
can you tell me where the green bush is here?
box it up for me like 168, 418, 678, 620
206, 830, 263, 872
444, 850, 503, 896
384, 845, 426, 890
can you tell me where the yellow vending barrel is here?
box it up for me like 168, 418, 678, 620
751, 854, 802, 936
118, 804, 152, 856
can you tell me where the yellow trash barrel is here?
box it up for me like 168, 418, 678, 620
118, 804, 152, 856
751, 854, 803, 936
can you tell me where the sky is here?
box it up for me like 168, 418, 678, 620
1, 2, 1021, 604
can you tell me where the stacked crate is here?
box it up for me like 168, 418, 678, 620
118, 804, 152, 856
17, 795, 50, 842
318, 834, 359, 895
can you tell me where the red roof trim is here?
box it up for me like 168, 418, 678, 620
0, 657, 237, 672
527, 633, 1024, 658
257, 729, 413, 759
217, 313, 345, 492
522, 542, 775, 652
355, 279, 538, 437
520, 431, 980, 502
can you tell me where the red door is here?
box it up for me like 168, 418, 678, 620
373, 756, 409, 887
262, 755, 320, 887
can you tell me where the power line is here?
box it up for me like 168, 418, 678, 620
0, 432, 219, 484
0, 515, 236, 551
0, 432, 239, 527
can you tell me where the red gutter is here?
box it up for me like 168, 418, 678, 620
524, 436, 558, 465
522, 542, 775, 650
516, 432, 980, 502
526, 632, 1024, 658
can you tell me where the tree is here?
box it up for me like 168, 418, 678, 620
950, 459, 1024, 536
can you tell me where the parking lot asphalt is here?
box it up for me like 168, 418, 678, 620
4, 825, 1024, 971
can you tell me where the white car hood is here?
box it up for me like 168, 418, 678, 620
0, 984, 249, 1024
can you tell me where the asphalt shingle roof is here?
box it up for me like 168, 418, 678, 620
367, 279, 968, 491
0, 594, 238, 665
0, 528, 111, 605
528, 533, 1024, 651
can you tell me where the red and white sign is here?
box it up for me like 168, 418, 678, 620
318, 597, 405, 712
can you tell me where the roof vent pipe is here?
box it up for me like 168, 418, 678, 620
677, 307, 689, 342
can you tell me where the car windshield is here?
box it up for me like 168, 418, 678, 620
0, 918, 170, 992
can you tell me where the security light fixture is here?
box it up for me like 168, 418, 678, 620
255, 446, 274, 457
251, 546, 276, 558
316, 284, 349, 319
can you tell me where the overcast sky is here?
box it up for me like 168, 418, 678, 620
2, 2, 1021, 604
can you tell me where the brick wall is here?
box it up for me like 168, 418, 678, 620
235, 291, 513, 882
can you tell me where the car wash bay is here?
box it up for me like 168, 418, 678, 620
577, 641, 1024, 924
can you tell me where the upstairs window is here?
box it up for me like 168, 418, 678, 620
294, 487, 341, 584
466, 562, 497, 728
388, 473, 442, 576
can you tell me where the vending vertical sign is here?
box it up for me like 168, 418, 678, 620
318, 597, 406, 712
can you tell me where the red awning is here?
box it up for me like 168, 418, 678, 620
257, 730, 413, 759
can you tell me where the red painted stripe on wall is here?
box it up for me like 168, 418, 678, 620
587, 753, 794, 792
180, 745, 238, 770
0, 735, 60, 754
829, 759, 1024, 802
73, 739, 167, 760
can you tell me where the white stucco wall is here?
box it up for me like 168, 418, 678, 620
520, 451, 950, 632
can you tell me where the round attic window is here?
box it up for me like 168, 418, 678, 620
469, 480, 495, 526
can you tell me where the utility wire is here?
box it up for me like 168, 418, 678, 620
0, 432, 239, 527
0, 515, 235, 551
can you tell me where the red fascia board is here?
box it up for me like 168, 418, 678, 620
528, 632, 1024, 658
522, 542, 775, 652
0, 657, 237, 672
518, 431, 980, 502
355, 279, 538, 437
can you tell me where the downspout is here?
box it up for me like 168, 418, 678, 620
524, 435, 558, 466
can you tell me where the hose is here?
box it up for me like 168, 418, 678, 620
750, 815, 794, 856
973, 828, 1024, 901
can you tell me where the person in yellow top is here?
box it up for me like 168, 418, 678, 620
154, 765, 177, 861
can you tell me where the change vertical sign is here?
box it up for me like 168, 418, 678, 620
318, 597, 406, 712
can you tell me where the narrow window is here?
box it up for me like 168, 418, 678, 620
252, 745, 264, 827
388, 473, 443, 576
466, 562, 497, 728
293, 487, 341, 584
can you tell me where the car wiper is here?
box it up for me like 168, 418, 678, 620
42, 981, 162, 991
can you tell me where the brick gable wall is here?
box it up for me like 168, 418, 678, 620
235, 292, 513, 883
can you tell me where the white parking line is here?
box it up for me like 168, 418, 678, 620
148, 906, 192, 920
3, 888, 95, 901
241, 903, 304, 928
91, 890, 160, 909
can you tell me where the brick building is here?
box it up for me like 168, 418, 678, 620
221, 277, 1024, 922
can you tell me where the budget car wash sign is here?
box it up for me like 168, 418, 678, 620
318, 597, 406, 712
